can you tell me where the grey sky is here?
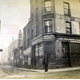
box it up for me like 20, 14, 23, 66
0, 0, 30, 48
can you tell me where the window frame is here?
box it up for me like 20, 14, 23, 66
65, 21, 72, 34
63, 2, 70, 16
44, 0, 52, 13
44, 19, 52, 34
36, 25, 39, 37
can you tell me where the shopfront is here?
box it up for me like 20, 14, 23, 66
32, 34, 80, 69
55, 33, 80, 68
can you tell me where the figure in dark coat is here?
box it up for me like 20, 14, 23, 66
43, 57, 49, 72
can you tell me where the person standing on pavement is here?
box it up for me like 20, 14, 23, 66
43, 57, 49, 72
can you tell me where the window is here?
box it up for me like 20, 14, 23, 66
23, 28, 27, 49
32, 29, 33, 39
35, 43, 44, 57
38, 44, 44, 56
36, 8, 38, 20
65, 22, 71, 34
64, 2, 70, 16
24, 41, 26, 49
35, 45, 39, 56
44, 20, 52, 33
44, 0, 51, 12
36, 25, 39, 37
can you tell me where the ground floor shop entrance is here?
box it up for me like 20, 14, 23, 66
62, 42, 80, 67
32, 42, 56, 68
62, 42, 71, 67
70, 43, 80, 66
32, 40, 80, 68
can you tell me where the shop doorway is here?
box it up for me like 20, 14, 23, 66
62, 42, 71, 67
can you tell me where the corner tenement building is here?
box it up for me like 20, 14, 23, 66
24, 0, 80, 69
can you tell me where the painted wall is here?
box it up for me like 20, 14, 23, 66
55, 0, 80, 18
55, 18, 65, 33
72, 21, 80, 34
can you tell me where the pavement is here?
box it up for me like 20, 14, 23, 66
1, 66, 80, 79
13, 66, 80, 73
1, 65, 80, 73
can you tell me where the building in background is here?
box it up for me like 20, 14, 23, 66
8, 38, 18, 66
16, 30, 23, 67
9, 30, 23, 67
23, 21, 32, 68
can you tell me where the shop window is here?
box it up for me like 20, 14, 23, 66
39, 43, 44, 56
44, 0, 51, 12
64, 2, 70, 16
35, 45, 38, 56
44, 20, 52, 33
65, 21, 71, 34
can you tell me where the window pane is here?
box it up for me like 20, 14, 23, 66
39, 44, 43, 56
64, 2, 70, 16
48, 26, 52, 33
45, 20, 52, 26
64, 9, 68, 14
65, 22, 70, 28
45, 26, 48, 33
66, 27, 70, 29
65, 22, 71, 34
45, 7, 51, 12
44, 20, 52, 33
45, 1, 51, 12
64, 3, 69, 9
66, 29, 70, 34
45, 26, 52, 33
35, 45, 38, 56
45, 1, 51, 7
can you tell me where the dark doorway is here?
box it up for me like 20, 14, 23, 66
62, 42, 71, 67
44, 42, 55, 62
70, 43, 80, 66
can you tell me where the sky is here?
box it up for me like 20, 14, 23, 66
0, 0, 30, 48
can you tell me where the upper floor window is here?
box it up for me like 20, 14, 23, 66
36, 8, 38, 20
44, 0, 51, 13
65, 21, 71, 34
64, 2, 70, 16
36, 25, 39, 37
32, 29, 33, 39
44, 20, 52, 33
